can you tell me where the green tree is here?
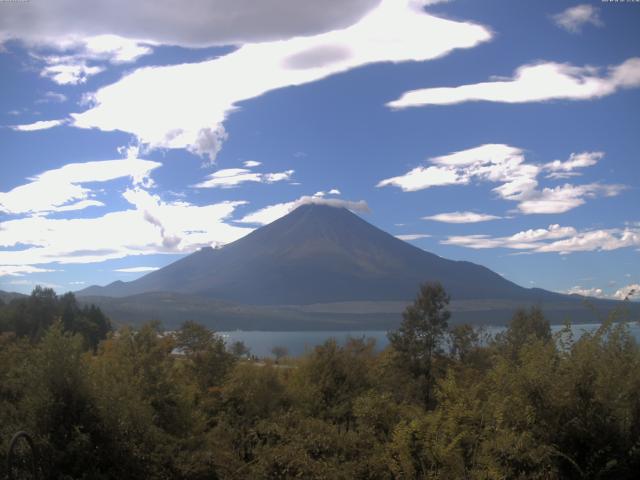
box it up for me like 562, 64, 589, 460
230, 340, 250, 358
388, 282, 450, 408
271, 345, 288, 363
497, 306, 551, 358
176, 321, 235, 393
289, 337, 375, 429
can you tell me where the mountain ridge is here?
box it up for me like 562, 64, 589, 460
79, 203, 566, 304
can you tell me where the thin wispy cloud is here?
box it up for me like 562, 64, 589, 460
11, 119, 67, 131
114, 266, 159, 273
552, 4, 603, 34
243, 160, 262, 168
387, 58, 640, 108
237, 195, 369, 225
193, 167, 294, 189
395, 233, 431, 241
443, 224, 640, 255
0, 265, 56, 277
423, 211, 501, 223
36, 91, 68, 103
543, 151, 604, 179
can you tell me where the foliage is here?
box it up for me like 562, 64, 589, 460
1, 286, 639, 479
388, 281, 450, 407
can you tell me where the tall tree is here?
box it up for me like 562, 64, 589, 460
388, 282, 450, 408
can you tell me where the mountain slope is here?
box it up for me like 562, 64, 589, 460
80, 204, 569, 305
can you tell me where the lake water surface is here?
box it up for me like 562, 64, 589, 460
221, 322, 640, 358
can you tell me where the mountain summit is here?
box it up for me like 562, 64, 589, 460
80, 204, 560, 305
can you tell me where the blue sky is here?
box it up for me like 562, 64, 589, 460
0, 0, 638, 300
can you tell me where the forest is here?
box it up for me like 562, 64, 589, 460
1, 283, 639, 479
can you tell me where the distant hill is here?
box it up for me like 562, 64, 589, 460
79, 291, 637, 331
0, 290, 27, 303
80, 203, 569, 304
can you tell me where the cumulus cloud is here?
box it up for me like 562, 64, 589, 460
423, 211, 501, 223
237, 194, 370, 225
552, 4, 603, 33
442, 224, 640, 255
39, 58, 105, 85
114, 266, 159, 273
71, 0, 490, 163
387, 58, 640, 108
192, 167, 294, 188
11, 119, 67, 131
188, 125, 229, 166
614, 284, 640, 301
0, 158, 160, 215
377, 144, 624, 215
0, 265, 56, 277
395, 234, 431, 241
566, 286, 605, 298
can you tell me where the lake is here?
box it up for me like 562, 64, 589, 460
221, 322, 640, 358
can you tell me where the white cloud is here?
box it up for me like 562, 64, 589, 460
517, 183, 625, 215
243, 160, 262, 168
387, 58, 640, 108
377, 165, 465, 191
82, 34, 153, 63
552, 4, 603, 33
71, 0, 491, 162
395, 234, 431, 241
37, 91, 68, 103
0, 188, 253, 267
0, 158, 161, 215
188, 125, 229, 166
11, 119, 66, 131
544, 151, 604, 179
40, 57, 105, 85
0, 265, 56, 277
421, 0, 453, 5
328, 188, 341, 195
28, 35, 154, 86
423, 211, 501, 223
264, 170, 295, 183
535, 227, 640, 254
614, 284, 640, 301
377, 144, 624, 215
566, 286, 605, 298
442, 224, 640, 255
0, 0, 380, 49
114, 266, 159, 273
193, 167, 294, 188
237, 195, 370, 225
